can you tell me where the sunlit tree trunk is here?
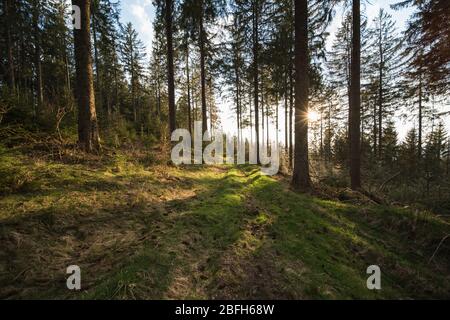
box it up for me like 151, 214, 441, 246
292, 0, 311, 191
72, 0, 100, 152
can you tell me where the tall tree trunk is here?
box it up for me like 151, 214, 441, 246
261, 86, 265, 146
276, 93, 279, 146
199, 0, 208, 135
284, 69, 288, 157
266, 97, 269, 147
186, 41, 192, 135
328, 101, 332, 163
378, 38, 383, 159
92, 2, 103, 115
252, 0, 260, 163
418, 68, 423, 159
377, 21, 384, 159
72, 0, 100, 152
446, 137, 449, 176
320, 111, 324, 157
250, 90, 253, 144
349, 0, 362, 190
208, 78, 213, 133
32, 0, 43, 115
373, 102, 377, 155
166, 0, 176, 133
235, 53, 241, 143
292, 0, 311, 190
289, 56, 294, 167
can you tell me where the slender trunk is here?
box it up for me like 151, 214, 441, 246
276, 93, 279, 146
199, 0, 208, 134
373, 102, 377, 155
92, 3, 102, 114
208, 78, 213, 133
292, 0, 311, 190
261, 87, 265, 146
112, 39, 119, 115
186, 41, 192, 135
63, 36, 71, 93
328, 101, 332, 163
252, 0, 260, 163
72, 0, 100, 152
32, 1, 43, 115
166, 0, 176, 133
378, 23, 383, 158
320, 111, 323, 157
418, 69, 423, 159
235, 52, 241, 143
284, 70, 288, 156
250, 90, 253, 145
266, 98, 269, 147
289, 59, 294, 167
446, 137, 449, 176
349, 0, 362, 189
130, 44, 137, 122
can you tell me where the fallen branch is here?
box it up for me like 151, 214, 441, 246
428, 234, 450, 265
378, 172, 401, 193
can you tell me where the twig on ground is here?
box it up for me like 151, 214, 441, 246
428, 234, 450, 265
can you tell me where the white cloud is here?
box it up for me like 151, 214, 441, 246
122, 0, 155, 55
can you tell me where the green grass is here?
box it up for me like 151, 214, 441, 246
0, 146, 449, 299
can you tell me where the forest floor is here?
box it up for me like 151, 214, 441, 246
0, 141, 450, 299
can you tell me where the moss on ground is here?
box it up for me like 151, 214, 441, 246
0, 146, 449, 299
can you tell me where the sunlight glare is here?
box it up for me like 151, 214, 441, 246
307, 110, 319, 122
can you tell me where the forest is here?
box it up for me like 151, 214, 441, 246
0, 0, 449, 300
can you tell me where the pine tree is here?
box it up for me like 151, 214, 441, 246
366, 9, 402, 159
120, 23, 146, 123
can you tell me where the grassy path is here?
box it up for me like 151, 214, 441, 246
1, 150, 449, 299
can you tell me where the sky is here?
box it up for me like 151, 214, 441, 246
121, 0, 155, 56
119, 0, 450, 142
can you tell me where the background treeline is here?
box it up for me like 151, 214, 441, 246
0, 0, 449, 212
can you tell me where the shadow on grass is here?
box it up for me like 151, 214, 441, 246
1, 164, 449, 299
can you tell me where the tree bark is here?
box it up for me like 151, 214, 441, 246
186, 40, 192, 135
289, 59, 294, 167
199, 0, 208, 135
349, 0, 362, 190
378, 25, 383, 158
166, 0, 176, 133
418, 68, 423, 159
91, 1, 103, 116
72, 0, 100, 152
292, 0, 311, 191
32, 0, 43, 115
252, 0, 260, 163
284, 71, 288, 158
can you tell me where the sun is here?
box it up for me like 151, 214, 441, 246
307, 110, 320, 122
